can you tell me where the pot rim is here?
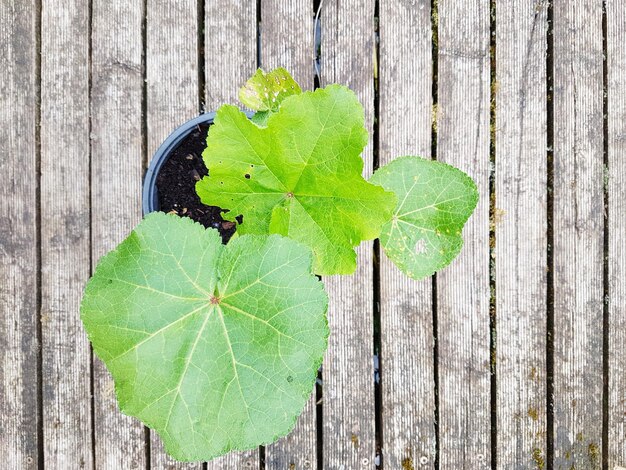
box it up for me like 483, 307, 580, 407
142, 110, 253, 216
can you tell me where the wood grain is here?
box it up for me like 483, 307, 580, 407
4, 2, 625, 468
259, 0, 313, 89
436, 0, 492, 467
202, 2, 260, 469
258, 2, 317, 468
0, 1, 39, 468
40, 0, 93, 467
495, 1, 549, 467
606, 1, 626, 467
204, 450, 257, 470
146, 1, 201, 468
552, 1, 605, 468
320, 1, 377, 468
146, 0, 199, 159
378, 0, 436, 468
90, 1, 147, 468
204, 1, 257, 108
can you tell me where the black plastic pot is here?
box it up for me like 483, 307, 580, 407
142, 111, 253, 215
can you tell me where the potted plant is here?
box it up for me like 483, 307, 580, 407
80, 68, 478, 462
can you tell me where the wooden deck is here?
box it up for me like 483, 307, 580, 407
1, 0, 624, 468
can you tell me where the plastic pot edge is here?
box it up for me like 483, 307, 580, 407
142, 111, 253, 216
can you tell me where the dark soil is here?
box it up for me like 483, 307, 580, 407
156, 123, 236, 243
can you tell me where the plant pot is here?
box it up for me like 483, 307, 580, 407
143, 112, 216, 214
142, 111, 252, 242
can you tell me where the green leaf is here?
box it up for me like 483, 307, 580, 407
197, 84, 397, 275
250, 110, 270, 127
370, 156, 478, 280
238, 67, 302, 112
81, 212, 329, 461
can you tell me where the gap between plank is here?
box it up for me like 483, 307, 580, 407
430, 0, 440, 467
313, 0, 323, 84
140, 0, 151, 467
141, 0, 149, 173
372, 1, 383, 467
545, 1, 555, 468
202, 0, 211, 466
312, 4, 324, 469
256, 0, 262, 69
488, 0, 497, 468
256, 2, 265, 469
87, 0, 97, 467
601, 0, 609, 468
35, 0, 44, 467
198, 0, 206, 112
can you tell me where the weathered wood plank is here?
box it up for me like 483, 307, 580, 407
0, 1, 39, 468
205, 451, 257, 470
146, 1, 201, 468
378, 0, 436, 468
552, 1, 605, 468
204, 1, 257, 108
320, 1, 376, 468
436, 0, 492, 467
495, 1, 549, 467
203, 2, 260, 469
90, 1, 147, 468
40, 0, 93, 467
146, 0, 199, 159
259, 2, 317, 468
606, 1, 626, 467
259, 0, 312, 87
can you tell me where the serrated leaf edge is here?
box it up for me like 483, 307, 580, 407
81, 213, 329, 462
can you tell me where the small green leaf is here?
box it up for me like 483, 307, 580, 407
370, 156, 478, 279
238, 67, 302, 112
81, 212, 328, 461
197, 84, 397, 275
250, 110, 270, 127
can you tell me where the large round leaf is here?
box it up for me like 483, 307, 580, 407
371, 156, 478, 279
81, 212, 328, 461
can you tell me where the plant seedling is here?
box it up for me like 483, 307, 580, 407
81, 67, 477, 461
197, 78, 396, 275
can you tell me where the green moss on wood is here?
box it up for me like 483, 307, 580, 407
532, 447, 545, 470
402, 457, 415, 470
